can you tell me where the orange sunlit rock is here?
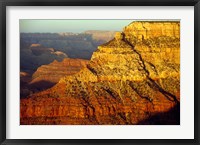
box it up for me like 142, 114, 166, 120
20, 21, 180, 125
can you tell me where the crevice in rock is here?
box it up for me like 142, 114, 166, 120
128, 81, 153, 103
86, 65, 98, 76
141, 22, 148, 40
102, 87, 121, 102
147, 78, 179, 103
146, 61, 159, 75
118, 112, 129, 124
122, 32, 178, 103
122, 32, 150, 76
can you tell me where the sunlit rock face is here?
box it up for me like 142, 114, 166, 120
31, 58, 89, 85
21, 21, 180, 125
123, 21, 180, 80
123, 21, 180, 44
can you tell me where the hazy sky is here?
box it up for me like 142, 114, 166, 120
20, 20, 134, 33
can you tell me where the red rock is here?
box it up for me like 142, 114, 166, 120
20, 21, 180, 125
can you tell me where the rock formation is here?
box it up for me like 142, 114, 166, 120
20, 44, 68, 71
30, 58, 88, 88
20, 58, 88, 98
20, 21, 180, 125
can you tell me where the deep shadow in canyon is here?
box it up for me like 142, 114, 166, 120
20, 80, 56, 98
137, 103, 180, 125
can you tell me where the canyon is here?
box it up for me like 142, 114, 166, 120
20, 30, 116, 72
20, 31, 115, 98
20, 58, 88, 98
20, 21, 180, 125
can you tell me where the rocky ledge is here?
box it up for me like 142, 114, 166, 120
31, 58, 89, 86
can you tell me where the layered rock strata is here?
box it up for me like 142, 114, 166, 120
20, 58, 88, 98
21, 21, 180, 125
31, 58, 88, 86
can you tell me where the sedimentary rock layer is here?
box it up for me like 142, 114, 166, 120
20, 58, 88, 98
31, 58, 89, 85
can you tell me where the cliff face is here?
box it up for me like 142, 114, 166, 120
31, 58, 88, 85
20, 58, 88, 98
123, 22, 180, 79
20, 21, 180, 125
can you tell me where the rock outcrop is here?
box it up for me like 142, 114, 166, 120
20, 58, 88, 98
20, 21, 180, 125
30, 58, 89, 87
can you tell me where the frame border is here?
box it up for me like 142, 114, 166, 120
0, 0, 199, 144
